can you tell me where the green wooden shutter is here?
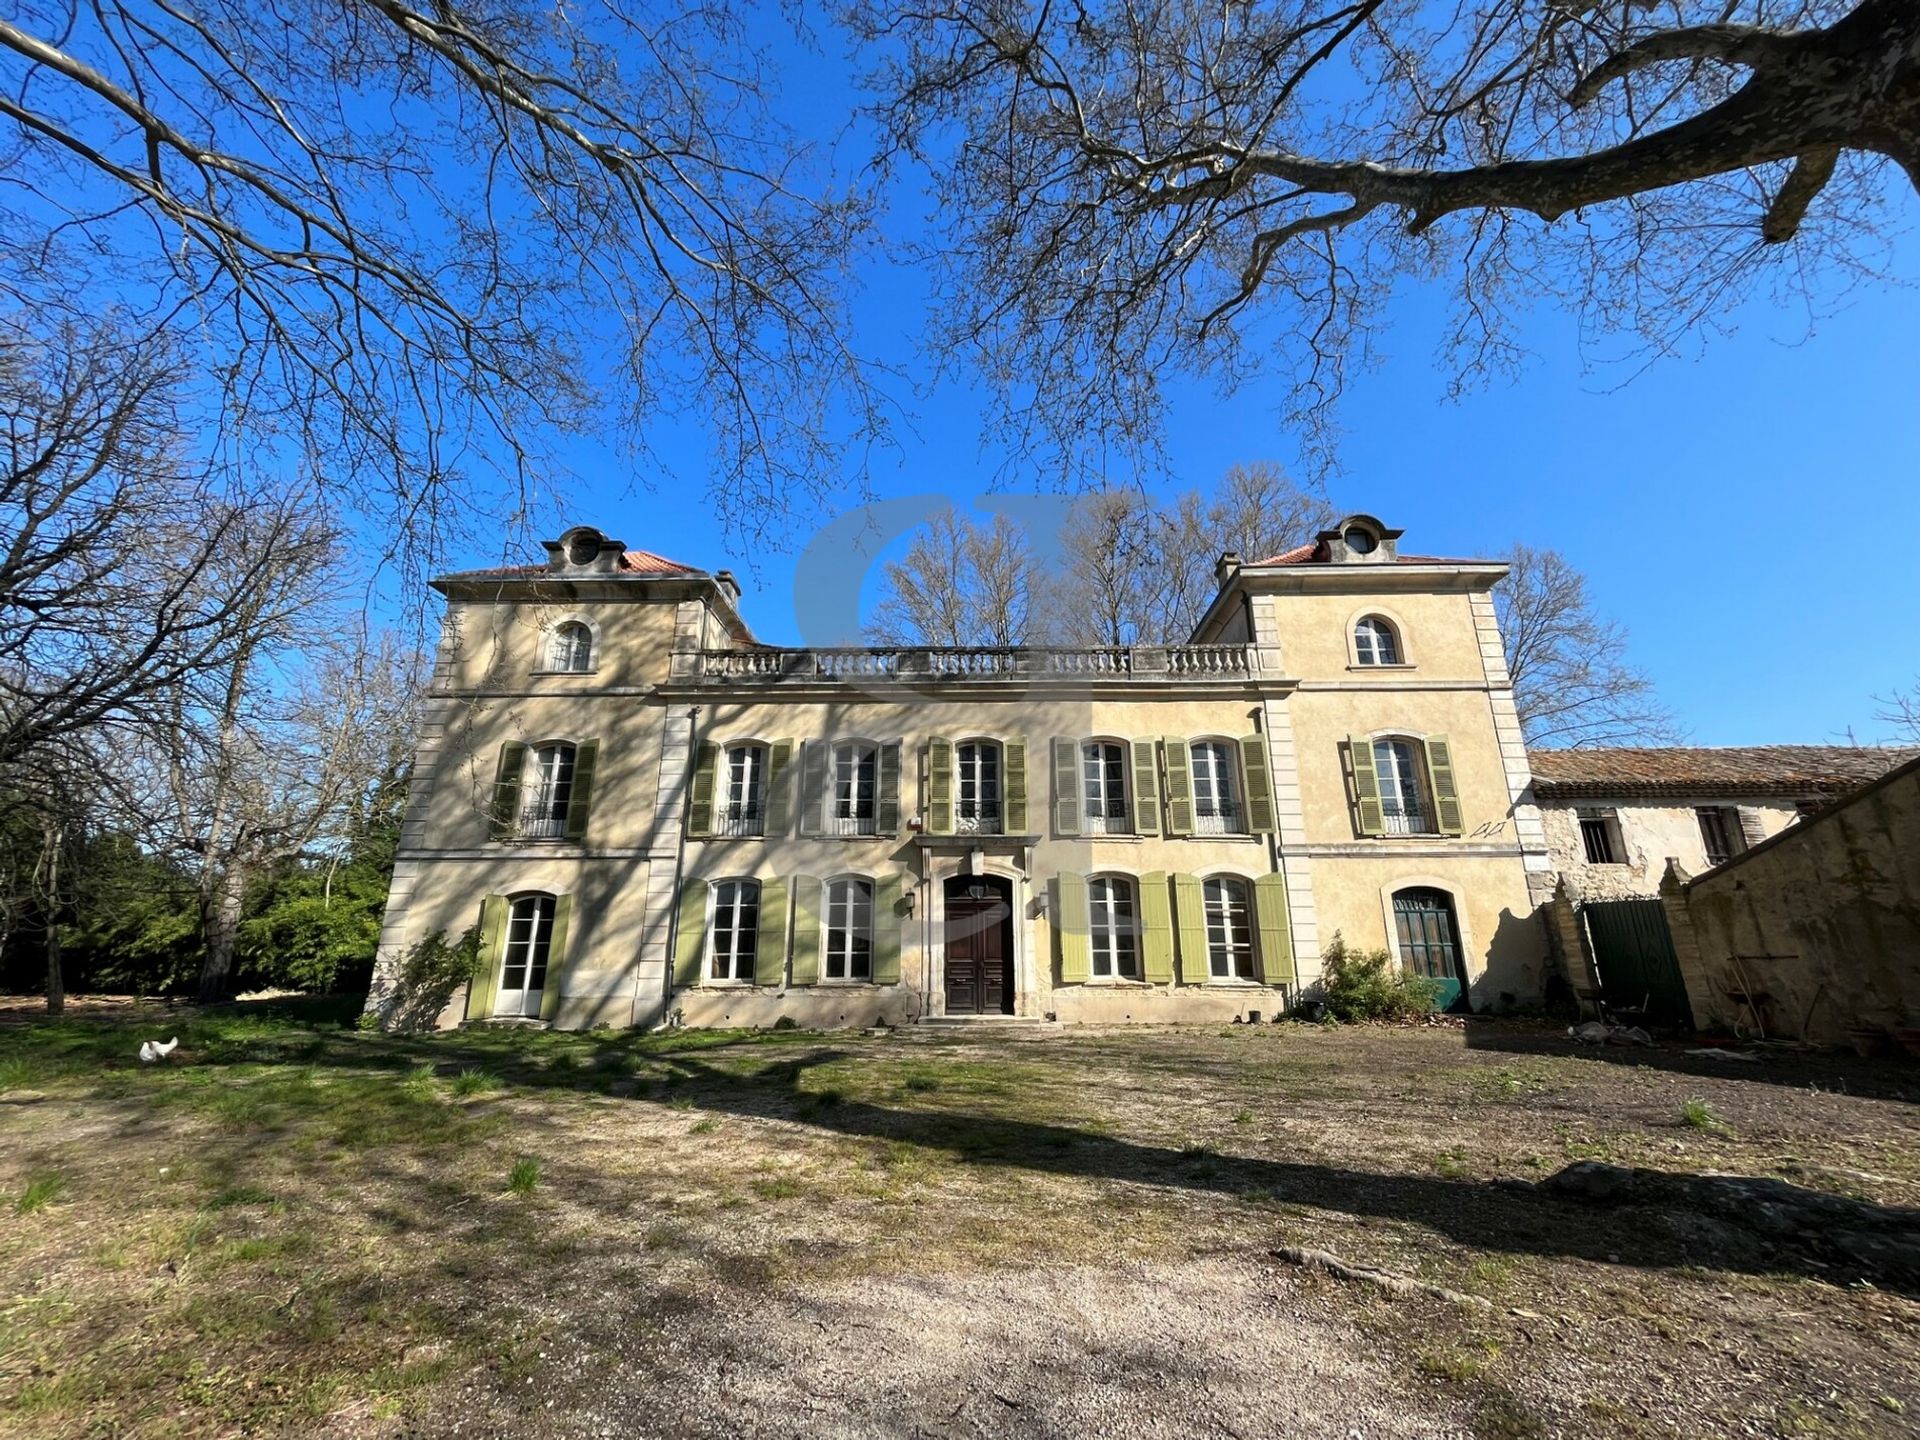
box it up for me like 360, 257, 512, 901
538, 895, 575, 1020
1171, 874, 1209, 984
1003, 739, 1028, 833
1130, 740, 1160, 836
1253, 874, 1296, 986
927, 737, 954, 834
754, 878, 789, 987
1053, 873, 1090, 984
673, 883, 709, 988
872, 874, 904, 985
799, 742, 830, 837
466, 894, 509, 1019
1050, 737, 1080, 835
789, 875, 823, 985
1239, 735, 1276, 834
489, 742, 527, 841
1424, 735, 1464, 837
877, 742, 902, 835
565, 741, 600, 843
687, 742, 718, 838
1162, 737, 1194, 837
1349, 735, 1386, 837
1139, 872, 1174, 984
763, 739, 796, 835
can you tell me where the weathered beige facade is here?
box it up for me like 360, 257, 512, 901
367, 516, 1555, 1031
1530, 745, 1915, 900
1660, 754, 1920, 1048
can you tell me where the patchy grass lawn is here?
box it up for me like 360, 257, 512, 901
2, 998, 1917, 1439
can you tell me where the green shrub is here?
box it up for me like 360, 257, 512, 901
1318, 935, 1441, 1022
507, 1158, 540, 1194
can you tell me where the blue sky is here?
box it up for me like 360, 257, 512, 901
439, 25, 1920, 749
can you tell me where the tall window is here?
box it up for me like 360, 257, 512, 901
1371, 739, 1435, 836
1579, 809, 1623, 865
832, 743, 878, 836
1697, 807, 1740, 867
956, 740, 1002, 834
1203, 877, 1257, 980
825, 878, 873, 980
1088, 876, 1139, 979
1393, 888, 1461, 992
523, 743, 575, 839
1190, 742, 1243, 835
721, 745, 766, 836
1082, 741, 1129, 834
497, 894, 556, 1015
708, 879, 761, 982
546, 621, 594, 673
1353, 616, 1401, 666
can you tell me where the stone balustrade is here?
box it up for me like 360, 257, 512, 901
694, 643, 1256, 682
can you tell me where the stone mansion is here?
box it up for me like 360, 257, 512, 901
366, 515, 1556, 1030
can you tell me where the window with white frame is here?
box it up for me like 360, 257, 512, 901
1353, 616, 1401, 666
496, 894, 556, 1016
1087, 876, 1140, 979
1189, 741, 1243, 834
1371, 738, 1435, 836
824, 877, 873, 980
1203, 876, 1257, 980
707, 879, 761, 982
831, 743, 878, 836
720, 745, 767, 836
522, 743, 575, 839
1082, 741, 1129, 834
956, 740, 1002, 834
546, 620, 594, 673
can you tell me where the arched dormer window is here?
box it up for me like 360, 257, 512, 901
546, 620, 594, 673
1353, 616, 1401, 666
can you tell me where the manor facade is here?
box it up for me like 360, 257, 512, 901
367, 515, 1555, 1030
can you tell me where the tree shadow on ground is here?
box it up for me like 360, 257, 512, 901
1463, 1017, 1920, 1103
24, 997, 1920, 1298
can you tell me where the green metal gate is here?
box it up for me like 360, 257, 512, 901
1582, 899, 1693, 1029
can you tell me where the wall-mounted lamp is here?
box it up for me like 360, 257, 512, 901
901, 889, 917, 919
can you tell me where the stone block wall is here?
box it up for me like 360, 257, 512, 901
1659, 758, 1920, 1046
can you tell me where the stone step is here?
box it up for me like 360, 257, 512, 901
916, 1014, 1058, 1030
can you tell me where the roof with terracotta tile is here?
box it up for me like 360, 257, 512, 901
438, 548, 703, 582
1251, 540, 1492, 566
1528, 745, 1918, 801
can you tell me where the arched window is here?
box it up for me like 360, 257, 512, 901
956, 739, 1002, 834
1202, 876, 1256, 980
721, 744, 767, 836
1189, 740, 1243, 834
547, 620, 594, 673
1081, 740, 1129, 834
1393, 888, 1463, 1009
708, 879, 761, 982
496, 893, 556, 1017
824, 877, 874, 980
1353, 616, 1401, 666
1087, 875, 1139, 979
1371, 738, 1435, 836
831, 743, 878, 836
523, 743, 576, 839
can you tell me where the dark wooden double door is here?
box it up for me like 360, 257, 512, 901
944, 876, 1013, 1015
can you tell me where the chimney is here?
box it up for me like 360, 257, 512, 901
713, 569, 742, 606
1215, 551, 1242, 587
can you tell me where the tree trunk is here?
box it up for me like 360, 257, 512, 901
42, 819, 64, 1018
196, 863, 248, 1003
